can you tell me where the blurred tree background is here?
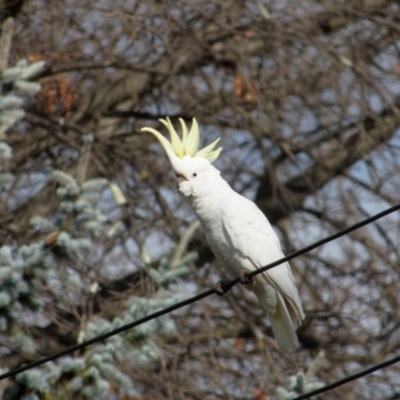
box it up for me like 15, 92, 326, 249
1, 0, 400, 399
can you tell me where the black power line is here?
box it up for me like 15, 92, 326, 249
0, 202, 399, 382
218, 202, 400, 291
293, 353, 400, 400
0, 287, 215, 381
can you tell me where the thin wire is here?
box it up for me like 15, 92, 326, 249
0, 202, 399, 382
221, 202, 400, 291
292, 353, 400, 400
0, 288, 216, 380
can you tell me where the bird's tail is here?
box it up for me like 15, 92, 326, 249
256, 289, 300, 352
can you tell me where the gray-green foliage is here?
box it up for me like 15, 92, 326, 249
0, 170, 110, 353
0, 18, 44, 186
0, 244, 46, 335
2, 248, 194, 399
122, 293, 189, 364
32, 170, 108, 240
51, 170, 108, 238
0, 25, 195, 392
276, 351, 326, 400
1, 168, 109, 398
2, 167, 195, 398
146, 246, 197, 288
276, 372, 324, 400
0, 58, 44, 139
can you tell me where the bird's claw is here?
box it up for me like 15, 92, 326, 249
239, 269, 253, 284
215, 280, 232, 296
215, 271, 253, 295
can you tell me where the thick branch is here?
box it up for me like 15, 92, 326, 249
256, 108, 400, 223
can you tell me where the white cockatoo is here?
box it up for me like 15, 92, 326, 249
142, 118, 304, 352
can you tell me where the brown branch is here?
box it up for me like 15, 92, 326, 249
256, 105, 400, 224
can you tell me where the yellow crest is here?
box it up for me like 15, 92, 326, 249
141, 117, 222, 163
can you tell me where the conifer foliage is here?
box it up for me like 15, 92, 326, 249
2, 1, 400, 399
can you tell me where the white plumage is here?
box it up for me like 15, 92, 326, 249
142, 118, 305, 352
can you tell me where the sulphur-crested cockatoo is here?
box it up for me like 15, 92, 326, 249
142, 118, 304, 352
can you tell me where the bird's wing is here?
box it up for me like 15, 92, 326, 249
221, 192, 282, 267
221, 192, 303, 318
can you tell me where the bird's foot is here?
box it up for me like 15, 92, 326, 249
239, 269, 253, 284
215, 279, 234, 296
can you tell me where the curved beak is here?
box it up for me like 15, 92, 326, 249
177, 175, 188, 185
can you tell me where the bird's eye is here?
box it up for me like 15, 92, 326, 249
193, 173, 197, 177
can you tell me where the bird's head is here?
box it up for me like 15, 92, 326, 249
142, 117, 222, 197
